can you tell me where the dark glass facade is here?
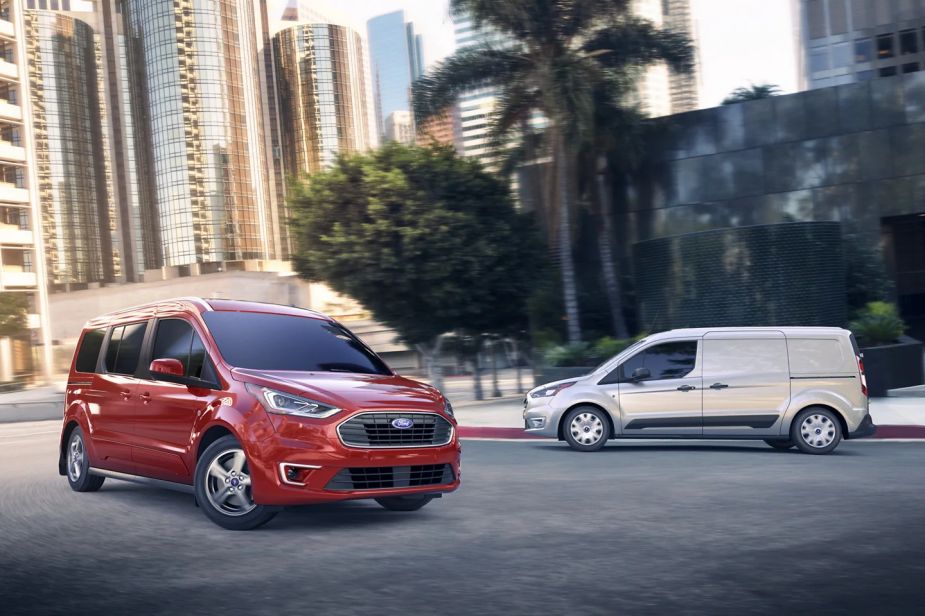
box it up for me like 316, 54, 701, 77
273, 23, 372, 177
122, 0, 278, 267
620, 72, 925, 333
24, 11, 116, 289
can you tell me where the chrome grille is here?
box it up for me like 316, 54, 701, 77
337, 412, 453, 448
325, 464, 455, 491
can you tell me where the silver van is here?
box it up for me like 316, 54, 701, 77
524, 327, 875, 454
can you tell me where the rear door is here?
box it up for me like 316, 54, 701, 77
92, 321, 149, 472
614, 339, 703, 436
701, 331, 791, 437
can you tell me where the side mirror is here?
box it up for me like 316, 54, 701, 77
150, 358, 184, 379
630, 367, 651, 382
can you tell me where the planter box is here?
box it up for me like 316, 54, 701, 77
533, 367, 594, 387
861, 335, 924, 397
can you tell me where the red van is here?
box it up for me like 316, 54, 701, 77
59, 298, 460, 530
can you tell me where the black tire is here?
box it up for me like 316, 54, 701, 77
791, 407, 843, 455
562, 406, 611, 452
764, 439, 794, 450
65, 427, 105, 492
194, 435, 278, 530
375, 494, 434, 512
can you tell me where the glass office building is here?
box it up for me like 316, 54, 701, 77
802, 0, 925, 89
24, 11, 116, 289
273, 23, 372, 176
121, 0, 279, 267
366, 10, 423, 137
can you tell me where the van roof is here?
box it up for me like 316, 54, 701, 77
82, 297, 330, 329
647, 326, 850, 341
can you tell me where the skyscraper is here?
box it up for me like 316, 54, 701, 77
24, 10, 118, 291
273, 22, 373, 176
367, 10, 424, 138
384, 110, 415, 144
120, 0, 284, 269
801, 0, 925, 89
1, 0, 53, 379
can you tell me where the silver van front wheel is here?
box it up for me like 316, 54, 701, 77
563, 406, 610, 452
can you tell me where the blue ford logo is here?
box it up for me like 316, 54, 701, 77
391, 418, 414, 430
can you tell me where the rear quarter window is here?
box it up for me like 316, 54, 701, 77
787, 338, 850, 374
74, 328, 106, 373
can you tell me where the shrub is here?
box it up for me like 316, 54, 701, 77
849, 301, 905, 347
542, 334, 647, 367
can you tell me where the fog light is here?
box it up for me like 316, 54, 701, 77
527, 417, 545, 429
279, 462, 321, 486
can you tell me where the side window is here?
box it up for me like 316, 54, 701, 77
152, 319, 216, 382
104, 322, 148, 375
74, 328, 106, 373
620, 341, 698, 382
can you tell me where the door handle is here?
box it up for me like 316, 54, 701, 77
710, 383, 729, 390
120, 390, 131, 400
676, 384, 696, 392
139, 392, 151, 404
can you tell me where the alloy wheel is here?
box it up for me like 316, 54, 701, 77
68, 435, 84, 481
205, 449, 256, 516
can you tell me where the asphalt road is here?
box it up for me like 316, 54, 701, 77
2, 423, 925, 615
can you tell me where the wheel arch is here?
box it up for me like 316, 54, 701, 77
791, 403, 849, 440
557, 402, 616, 441
58, 419, 80, 476
195, 423, 238, 461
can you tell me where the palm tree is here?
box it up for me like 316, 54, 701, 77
722, 83, 781, 105
413, 0, 692, 344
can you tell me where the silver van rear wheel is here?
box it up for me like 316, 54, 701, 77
791, 407, 842, 455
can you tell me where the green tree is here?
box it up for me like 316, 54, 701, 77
413, 0, 692, 344
0, 293, 28, 338
289, 143, 542, 394
722, 83, 781, 105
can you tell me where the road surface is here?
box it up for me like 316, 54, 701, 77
2, 421, 924, 614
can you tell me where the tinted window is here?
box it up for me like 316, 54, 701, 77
152, 319, 216, 382
618, 341, 698, 382
202, 311, 390, 374
75, 328, 105, 373
105, 322, 147, 375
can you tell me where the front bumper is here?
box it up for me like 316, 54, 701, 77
523, 399, 564, 438
246, 428, 461, 506
847, 413, 876, 439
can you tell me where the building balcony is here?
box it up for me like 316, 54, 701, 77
0, 140, 24, 162
0, 270, 36, 289
0, 100, 21, 122
0, 59, 17, 82
0, 19, 13, 40
0, 223, 31, 245
0, 182, 28, 203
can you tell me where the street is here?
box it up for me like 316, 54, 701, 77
2, 422, 925, 614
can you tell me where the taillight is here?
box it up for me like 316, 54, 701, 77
857, 356, 868, 397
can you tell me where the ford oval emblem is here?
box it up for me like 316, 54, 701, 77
391, 417, 414, 430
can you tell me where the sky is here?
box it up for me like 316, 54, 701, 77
280, 0, 800, 110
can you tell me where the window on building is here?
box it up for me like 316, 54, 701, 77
828, 0, 848, 35
880, 65, 898, 77
852, 0, 871, 28
855, 38, 873, 63
857, 69, 874, 81
877, 34, 895, 59
808, 0, 827, 39
810, 49, 831, 73
903, 62, 920, 74
901, 29, 919, 55
832, 43, 852, 68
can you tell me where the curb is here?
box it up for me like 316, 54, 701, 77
458, 425, 925, 440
